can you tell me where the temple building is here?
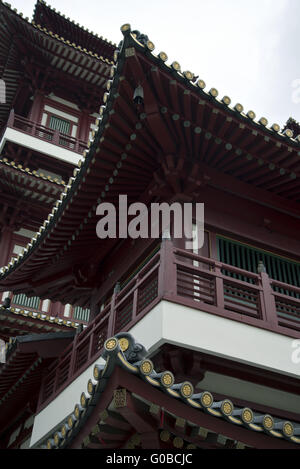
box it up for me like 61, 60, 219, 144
0, 0, 300, 450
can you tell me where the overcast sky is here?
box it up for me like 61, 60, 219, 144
10, 0, 300, 128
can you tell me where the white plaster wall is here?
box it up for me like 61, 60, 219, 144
160, 301, 300, 378
30, 303, 164, 447
30, 357, 105, 447
44, 105, 78, 123
0, 129, 82, 165
198, 372, 300, 414
47, 95, 80, 111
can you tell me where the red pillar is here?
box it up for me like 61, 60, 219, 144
28, 90, 44, 123
0, 226, 14, 267
79, 110, 90, 143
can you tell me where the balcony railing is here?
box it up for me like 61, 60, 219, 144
37, 240, 300, 412
5, 110, 88, 154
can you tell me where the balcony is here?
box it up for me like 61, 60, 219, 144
0, 110, 88, 164
36, 240, 300, 412
5, 292, 89, 326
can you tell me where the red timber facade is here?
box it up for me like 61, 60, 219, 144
0, 4, 299, 450
0, 0, 114, 324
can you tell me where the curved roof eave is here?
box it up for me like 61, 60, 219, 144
38, 333, 300, 449
0, 24, 299, 294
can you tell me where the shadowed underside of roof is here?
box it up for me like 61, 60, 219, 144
0, 24, 299, 306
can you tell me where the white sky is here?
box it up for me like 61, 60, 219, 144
9, 0, 300, 127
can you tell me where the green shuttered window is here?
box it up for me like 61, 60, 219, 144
73, 306, 90, 322
217, 236, 300, 297
49, 116, 70, 135
12, 294, 40, 310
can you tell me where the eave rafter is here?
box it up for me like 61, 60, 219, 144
0, 22, 299, 304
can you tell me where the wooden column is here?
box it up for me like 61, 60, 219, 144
89, 292, 100, 322
28, 90, 44, 123
0, 226, 14, 267
158, 235, 176, 298
260, 271, 278, 328
107, 283, 120, 337
79, 110, 90, 143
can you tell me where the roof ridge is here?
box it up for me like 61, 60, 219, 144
0, 157, 66, 186
0, 1, 114, 65
120, 24, 300, 146
33, 0, 117, 48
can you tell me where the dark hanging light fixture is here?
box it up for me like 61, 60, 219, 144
133, 84, 144, 106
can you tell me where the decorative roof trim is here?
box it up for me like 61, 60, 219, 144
40, 333, 300, 449
33, 0, 117, 48
0, 1, 114, 65
0, 306, 79, 333
120, 24, 300, 148
0, 22, 299, 284
0, 157, 66, 186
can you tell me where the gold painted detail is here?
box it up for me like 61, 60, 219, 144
140, 359, 154, 376
283, 422, 294, 437
222, 96, 231, 105
201, 392, 213, 408
242, 408, 254, 424
181, 382, 194, 398
183, 70, 194, 80
68, 416, 74, 428
114, 388, 127, 408
105, 338, 117, 351
87, 380, 94, 395
61, 425, 67, 438
146, 40, 155, 51
74, 404, 81, 419
186, 444, 197, 449
209, 88, 218, 97
173, 437, 184, 448
160, 430, 170, 442
121, 23, 131, 33
263, 415, 274, 430
171, 61, 181, 71
80, 393, 87, 407
159, 52, 168, 62
161, 371, 174, 388
125, 47, 135, 58
118, 337, 130, 352
221, 400, 234, 416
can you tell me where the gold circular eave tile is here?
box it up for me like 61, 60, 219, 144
263, 415, 274, 431
283, 422, 294, 437
118, 337, 129, 352
221, 400, 234, 416
140, 359, 154, 376
181, 382, 194, 398
105, 338, 118, 351
161, 371, 175, 388
242, 408, 254, 424
201, 391, 213, 408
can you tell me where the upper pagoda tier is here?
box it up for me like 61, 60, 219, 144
0, 24, 299, 307
33, 0, 116, 61
0, 0, 113, 131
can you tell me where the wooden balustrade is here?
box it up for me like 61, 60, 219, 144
5, 110, 88, 154
37, 240, 300, 412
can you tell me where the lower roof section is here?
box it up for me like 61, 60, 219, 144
32, 333, 300, 449
30, 301, 300, 447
